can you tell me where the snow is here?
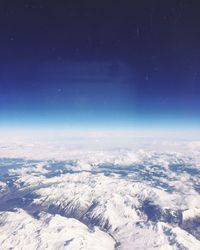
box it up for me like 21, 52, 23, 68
0, 209, 115, 250
0, 134, 200, 249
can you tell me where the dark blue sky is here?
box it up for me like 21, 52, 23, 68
0, 0, 200, 129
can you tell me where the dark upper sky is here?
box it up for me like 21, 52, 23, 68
0, 0, 200, 128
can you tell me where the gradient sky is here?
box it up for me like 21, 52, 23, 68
0, 0, 200, 129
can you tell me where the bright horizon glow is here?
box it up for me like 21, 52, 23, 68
0, 110, 200, 130
0, 125, 199, 140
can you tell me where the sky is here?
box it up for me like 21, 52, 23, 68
0, 0, 200, 131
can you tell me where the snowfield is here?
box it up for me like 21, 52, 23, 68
0, 209, 115, 250
0, 134, 200, 249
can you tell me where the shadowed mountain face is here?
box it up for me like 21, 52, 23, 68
0, 138, 200, 250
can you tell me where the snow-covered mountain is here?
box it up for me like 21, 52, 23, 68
0, 135, 200, 249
